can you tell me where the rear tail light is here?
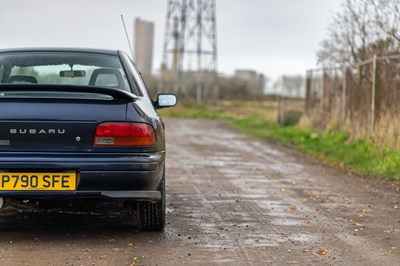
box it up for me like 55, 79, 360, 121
94, 122, 156, 146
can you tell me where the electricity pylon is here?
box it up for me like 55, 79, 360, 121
160, 0, 219, 104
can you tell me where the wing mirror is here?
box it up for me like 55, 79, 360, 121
155, 94, 177, 109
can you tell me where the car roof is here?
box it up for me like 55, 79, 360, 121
0, 47, 120, 56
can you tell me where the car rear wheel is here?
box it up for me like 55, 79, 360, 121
137, 174, 166, 231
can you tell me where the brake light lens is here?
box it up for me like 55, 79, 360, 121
94, 123, 156, 146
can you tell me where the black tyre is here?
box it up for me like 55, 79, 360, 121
138, 175, 166, 231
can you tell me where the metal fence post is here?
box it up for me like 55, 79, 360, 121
371, 54, 377, 133
341, 67, 347, 122
320, 69, 326, 128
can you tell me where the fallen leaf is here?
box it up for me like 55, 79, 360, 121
318, 249, 328, 255
356, 209, 368, 216
130, 257, 138, 266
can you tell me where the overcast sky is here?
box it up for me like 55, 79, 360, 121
0, 0, 343, 80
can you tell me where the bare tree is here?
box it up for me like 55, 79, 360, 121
371, 0, 400, 51
317, 0, 400, 67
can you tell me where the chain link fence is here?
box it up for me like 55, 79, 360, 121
304, 55, 400, 146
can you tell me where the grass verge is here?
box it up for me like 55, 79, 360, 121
233, 115, 400, 183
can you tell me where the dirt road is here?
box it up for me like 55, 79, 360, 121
0, 119, 399, 265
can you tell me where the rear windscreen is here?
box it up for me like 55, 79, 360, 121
0, 52, 132, 93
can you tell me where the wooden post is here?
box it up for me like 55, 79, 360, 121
371, 55, 377, 133
320, 69, 326, 128
277, 95, 285, 125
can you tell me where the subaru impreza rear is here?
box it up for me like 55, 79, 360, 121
0, 48, 176, 231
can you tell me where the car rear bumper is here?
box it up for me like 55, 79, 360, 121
0, 151, 165, 201
0, 190, 161, 202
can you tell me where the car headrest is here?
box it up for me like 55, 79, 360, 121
7, 75, 38, 84
89, 68, 125, 89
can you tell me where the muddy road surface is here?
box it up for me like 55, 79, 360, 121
0, 119, 399, 265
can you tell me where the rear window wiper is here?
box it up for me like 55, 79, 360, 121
0, 84, 138, 102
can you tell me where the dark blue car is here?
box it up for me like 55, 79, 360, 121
0, 48, 176, 231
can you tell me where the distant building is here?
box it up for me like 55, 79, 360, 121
134, 18, 154, 75
235, 69, 265, 96
235, 70, 258, 82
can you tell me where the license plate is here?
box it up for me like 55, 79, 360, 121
0, 172, 76, 191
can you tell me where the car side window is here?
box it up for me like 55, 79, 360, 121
119, 52, 146, 97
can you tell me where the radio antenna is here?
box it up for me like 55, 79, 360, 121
121, 15, 135, 60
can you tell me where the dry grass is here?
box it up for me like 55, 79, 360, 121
158, 100, 280, 123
